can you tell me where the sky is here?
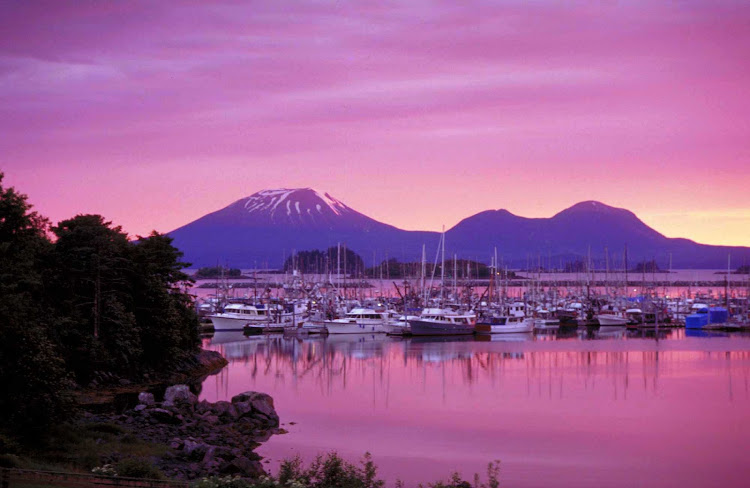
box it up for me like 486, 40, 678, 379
1, 0, 749, 246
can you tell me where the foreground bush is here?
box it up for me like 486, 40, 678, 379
192, 452, 500, 488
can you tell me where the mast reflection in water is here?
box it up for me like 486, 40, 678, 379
202, 330, 750, 488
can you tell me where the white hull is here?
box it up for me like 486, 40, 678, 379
323, 321, 386, 334
476, 321, 534, 334
534, 318, 560, 329
209, 315, 268, 331
384, 323, 411, 335
596, 315, 629, 326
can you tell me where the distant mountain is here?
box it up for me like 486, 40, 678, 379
446, 200, 746, 268
168, 190, 749, 269
168, 188, 434, 268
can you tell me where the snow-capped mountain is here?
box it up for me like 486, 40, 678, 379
168, 188, 434, 267
168, 190, 750, 268
240, 189, 354, 227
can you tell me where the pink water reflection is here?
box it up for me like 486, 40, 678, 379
201, 332, 750, 487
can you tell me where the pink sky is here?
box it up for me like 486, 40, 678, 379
2, 1, 749, 245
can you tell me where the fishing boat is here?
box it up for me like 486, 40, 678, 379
624, 308, 644, 325
409, 308, 476, 336
533, 309, 560, 329
596, 314, 629, 326
475, 315, 534, 334
384, 312, 417, 336
323, 307, 388, 334
209, 303, 274, 331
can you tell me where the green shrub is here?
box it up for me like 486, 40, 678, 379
115, 457, 164, 480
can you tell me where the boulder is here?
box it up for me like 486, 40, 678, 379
211, 401, 238, 420
138, 392, 155, 405
223, 456, 264, 478
203, 414, 220, 425
202, 446, 217, 464
149, 408, 182, 425
232, 401, 254, 417
134, 404, 147, 412
231, 391, 279, 425
195, 400, 211, 414
164, 385, 198, 406
183, 440, 210, 460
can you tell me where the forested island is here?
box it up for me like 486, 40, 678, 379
194, 266, 245, 279
282, 248, 516, 280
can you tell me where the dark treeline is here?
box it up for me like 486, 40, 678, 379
195, 266, 243, 279
366, 258, 501, 279
0, 173, 200, 440
282, 247, 365, 276
631, 259, 662, 273
284, 248, 518, 280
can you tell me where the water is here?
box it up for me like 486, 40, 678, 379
200, 330, 750, 487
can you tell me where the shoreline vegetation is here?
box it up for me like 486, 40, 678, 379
0, 173, 502, 487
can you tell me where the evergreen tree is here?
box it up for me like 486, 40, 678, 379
130, 232, 200, 370
49, 215, 140, 381
0, 173, 72, 436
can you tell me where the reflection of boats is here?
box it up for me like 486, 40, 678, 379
207, 331, 269, 360
594, 326, 626, 339
208, 330, 252, 344
324, 333, 388, 345
408, 335, 477, 344
407, 335, 475, 362
323, 308, 388, 334
475, 332, 533, 342
409, 308, 476, 336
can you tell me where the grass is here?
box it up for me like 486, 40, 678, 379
1, 421, 166, 474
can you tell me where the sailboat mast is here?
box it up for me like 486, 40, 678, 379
421, 244, 426, 305
440, 226, 445, 304
453, 254, 457, 301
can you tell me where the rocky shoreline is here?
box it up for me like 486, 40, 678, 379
75, 350, 229, 409
78, 349, 281, 481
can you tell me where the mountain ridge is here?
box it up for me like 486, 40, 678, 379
167, 189, 749, 269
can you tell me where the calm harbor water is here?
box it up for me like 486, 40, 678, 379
201, 330, 750, 487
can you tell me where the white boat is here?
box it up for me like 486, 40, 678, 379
409, 308, 476, 336
596, 314, 629, 326
384, 313, 417, 335
475, 316, 534, 334
323, 308, 388, 334
533, 309, 560, 329
209, 303, 273, 331
625, 308, 643, 324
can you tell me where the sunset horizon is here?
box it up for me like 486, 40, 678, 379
2, 1, 748, 246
